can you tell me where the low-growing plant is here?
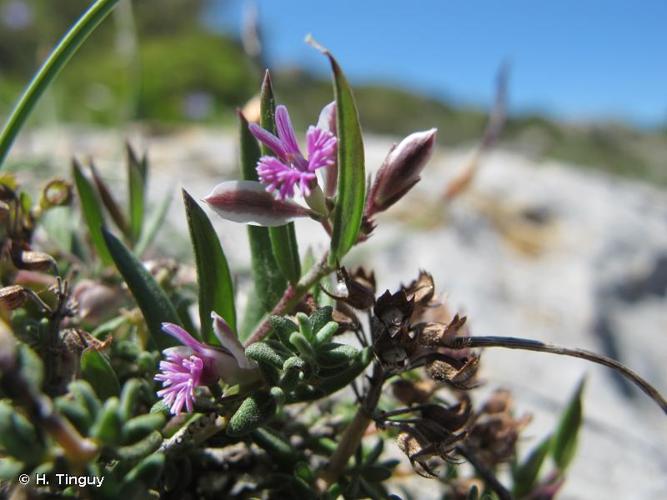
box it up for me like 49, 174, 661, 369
0, 2, 664, 499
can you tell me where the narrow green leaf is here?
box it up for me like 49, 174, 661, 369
260, 71, 301, 283
102, 228, 179, 350
238, 110, 286, 338
127, 143, 147, 243
227, 392, 277, 437
80, 350, 120, 400
134, 186, 173, 257
72, 158, 113, 265
512, 435, 551, 497
90, 160, 130, 238
317, 44, 365, 263
0, 0, 121, 168
551, 377, 586, 470
183, 189, 236, 343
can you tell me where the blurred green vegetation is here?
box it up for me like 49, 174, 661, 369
0, 0, 665, 183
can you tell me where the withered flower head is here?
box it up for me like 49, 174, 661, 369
465, 389, 532, 467
425, 355, 480, 390
404, 270, 435, 318
390, 396, 471, 478
391, 378, 437, 406
338, 267, 376, 310
371, 289, 416, 367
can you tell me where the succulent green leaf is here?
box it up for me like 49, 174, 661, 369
119, 378, 143, 421
122, 414, 166, 443
124, 452, 165, 488
183, 189, 236, 342
81, 349, 120, 400
102, 228, 180, 350
315, 321, 339, 346
245, 342, 288, 370
55, 398, 92, 434
269, 315, 299, 348
551, 377, 586, 470
227, 392, 277, 437
68, 380, 101, 418
310, 306, 333, 335
91, 398, 122, 446
252, 428, 300, 465
316, 343, 360, 368
72, 159, 112, 265
289, 331, 316, 361
0, 401, 43, 464
319, 47, 365, 263
116, 431, 163, 462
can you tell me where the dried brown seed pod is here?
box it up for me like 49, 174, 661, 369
0, 285, 27, 310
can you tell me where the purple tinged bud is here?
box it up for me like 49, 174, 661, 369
203, 180, 315, 227
366, 129, 437, 216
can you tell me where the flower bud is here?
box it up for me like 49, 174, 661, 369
0, 285, 27, 310
204, 180, 315, 227
366, 129, 437, 216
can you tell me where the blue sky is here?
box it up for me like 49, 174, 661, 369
209, 0, 667, 127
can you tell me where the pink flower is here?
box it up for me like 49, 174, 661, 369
249, 104, 337, 199
154, 312, 257, 415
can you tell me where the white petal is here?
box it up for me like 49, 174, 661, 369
211, 311, 257, 370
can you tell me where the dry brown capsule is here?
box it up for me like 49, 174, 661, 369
0, 285, 27, 310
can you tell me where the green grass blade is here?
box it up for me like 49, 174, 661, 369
238, 110, 287, 339
127, 144, 147, 243
317, 46, 365, 264
134, 187, 174, 257
259, 71, 302, 284
90, 161, 130, 239
102, 228, 180, 350
0, 0, 121, 168
72, 159, 113, 266
183, 189, 236, 344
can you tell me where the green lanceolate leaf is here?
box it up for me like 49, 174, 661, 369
551, 377, 586, 470
127, 143, 147, 243
183, 189, 236, 343
80, 349, 120, 400
72, 158, 113, 265
90, 160, 130, 238
512, 435, 552, 497
134, 186, 173, 257
238, 110, 286, 338
102, 228, 180, 350
260, 71, 302, 284
320, 46, 365, 264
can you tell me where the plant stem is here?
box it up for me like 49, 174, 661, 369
0, 0, 121, 168
445, 336, 667, 414
244, 252, 333, 346
319, 363, 384, 490
456, 446, 512, 500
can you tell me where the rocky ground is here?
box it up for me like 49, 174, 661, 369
8, 126, 667, 499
